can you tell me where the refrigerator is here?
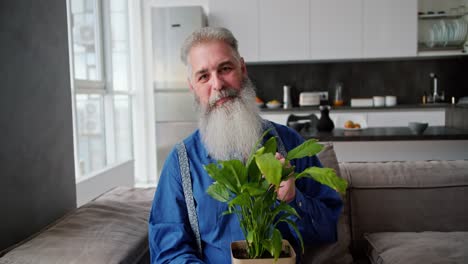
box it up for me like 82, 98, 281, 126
151, 6, 206, 174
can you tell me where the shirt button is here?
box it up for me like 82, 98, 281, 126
298, 201, 302, 207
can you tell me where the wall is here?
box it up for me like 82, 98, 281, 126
247, 57, 468, 106
0, 0, 76, 252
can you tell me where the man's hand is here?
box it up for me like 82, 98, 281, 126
275, 152, 296, 203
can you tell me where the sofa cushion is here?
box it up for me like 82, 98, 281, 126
340, 160, 468, 258
0, 187, 155, 264
303, 143, 353, 264
365, 231, 468, 264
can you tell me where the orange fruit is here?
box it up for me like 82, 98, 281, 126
344, 120, 354, 128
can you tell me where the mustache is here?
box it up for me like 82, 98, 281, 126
208, 88, 239, 108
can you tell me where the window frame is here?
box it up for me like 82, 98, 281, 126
68, 0, 135, 181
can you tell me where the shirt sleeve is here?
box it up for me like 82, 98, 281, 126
148, 148, 205, 264
289, 162, 343, 244
275, 123, 343, 245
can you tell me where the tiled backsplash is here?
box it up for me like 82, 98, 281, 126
247, 57, 468, 106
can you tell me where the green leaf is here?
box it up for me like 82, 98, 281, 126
246, 230, 254, 244
271, 202, 300, 220
247, 156, 261, 183
281, 165, 295, 181
204, 163, 234, 190
261, 240, 273, 257
271, 228, 283, 261
296, 167, 348, 194
221, 159, 247, 186
262, 136, 277, 155
228, 192, 251, 207
241, 182, 268, 196
206, 183, 230, 202
278, 218, 304, 254
255, 153, 282, 187
286, 139, 323, 160
246, 129, 271, 168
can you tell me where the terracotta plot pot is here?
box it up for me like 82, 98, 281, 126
230, 240, 296, 264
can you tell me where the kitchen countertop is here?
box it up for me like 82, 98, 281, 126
260, 103, 458, 113
299, 126, 468, 142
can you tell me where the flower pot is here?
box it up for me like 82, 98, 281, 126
231, 240, 296, 264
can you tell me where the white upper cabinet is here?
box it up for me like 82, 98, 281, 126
363, 0, 418, 58
310, 0, 363, 59
258, 0, 310, 61
208, 0, 421, 62
208, 0, 259, 62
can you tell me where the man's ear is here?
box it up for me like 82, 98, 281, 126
240, 57, 248, 77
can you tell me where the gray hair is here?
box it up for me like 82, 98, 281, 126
180, 27, 241, 66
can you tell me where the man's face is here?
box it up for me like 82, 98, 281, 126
187, 40, 247, 111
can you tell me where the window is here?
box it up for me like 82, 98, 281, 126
69, 0, 133, 179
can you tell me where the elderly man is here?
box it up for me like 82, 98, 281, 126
148, 27, 342, 263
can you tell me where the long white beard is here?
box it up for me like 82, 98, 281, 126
197, 78, 263, 161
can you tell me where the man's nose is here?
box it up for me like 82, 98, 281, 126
211, 73, 225, 91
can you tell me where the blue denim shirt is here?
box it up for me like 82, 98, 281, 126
148, 121, 343, 263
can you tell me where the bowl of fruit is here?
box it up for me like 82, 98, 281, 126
333, 114, 367, 130
344, 120, 363, 130
266, 99, 282, 109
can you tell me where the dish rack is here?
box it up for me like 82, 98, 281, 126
418, 13, 468, 51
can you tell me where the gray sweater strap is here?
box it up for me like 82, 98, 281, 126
175, 142, 203, 258
264, 121, 287, 157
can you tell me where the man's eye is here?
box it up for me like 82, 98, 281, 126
220, 66, 232, 73
198, 74, 208, 82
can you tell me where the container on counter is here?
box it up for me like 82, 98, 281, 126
283, 85, 292, 109
373, 96, 385, 107
333, 82, 344, 106
385, 96, 397, 106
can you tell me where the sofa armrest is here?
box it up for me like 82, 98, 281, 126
0, 187, 155, 264
340, 160, 468, 259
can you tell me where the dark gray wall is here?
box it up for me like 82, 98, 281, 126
248, 57, 468, 106
0, 0, 76, 252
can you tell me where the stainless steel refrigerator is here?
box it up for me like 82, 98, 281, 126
151, 6, 206, 175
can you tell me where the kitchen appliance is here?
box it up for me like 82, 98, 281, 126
299, 92, 321, 106
152, 6, 206, 174
350, 98, 373, 107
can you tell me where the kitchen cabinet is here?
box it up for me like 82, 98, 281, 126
208, 0, 259, 62
208, 0, 421, 62
309, 0, 363, 59
363, 0, 418, 58
258, 0, 310, 61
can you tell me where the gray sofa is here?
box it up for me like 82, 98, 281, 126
306, 144, 468, 264
0, 187, 155, 264
1, 145, 467, 264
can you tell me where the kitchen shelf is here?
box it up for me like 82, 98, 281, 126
418, 13, 465, 19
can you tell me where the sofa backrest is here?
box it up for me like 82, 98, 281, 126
340, 160, 468, 258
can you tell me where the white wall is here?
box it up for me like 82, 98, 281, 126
76, 161, 135, 206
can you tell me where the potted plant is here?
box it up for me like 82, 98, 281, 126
205, 131, 348, 263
